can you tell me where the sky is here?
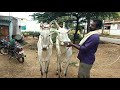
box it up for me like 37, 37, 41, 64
0, 12, 36, 20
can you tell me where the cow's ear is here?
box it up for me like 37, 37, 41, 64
40, 22, 44, 29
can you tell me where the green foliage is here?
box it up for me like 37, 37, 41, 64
33, 32, 40, 36
51, 31, 58, 43
32, 12, 120, 24
103, 31, 110, 35
68, 34, 74, 41
22, 31, 29, 36
68, 34, 83, 43
22, 31, 40, 36
31, 12, 120, 43
68, 30, 81, 35
32, 12, 67, 23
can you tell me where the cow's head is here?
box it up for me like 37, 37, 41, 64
56, 28, 71, 45
39, 29, 53, 50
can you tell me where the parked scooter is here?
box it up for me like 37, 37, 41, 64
0, 38, 10, 55
9, 41, 25, 63
0, 35, 26, 63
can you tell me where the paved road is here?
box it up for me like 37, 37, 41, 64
100, 37, 120, 45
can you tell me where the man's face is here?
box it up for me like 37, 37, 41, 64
89, 21, 97, 31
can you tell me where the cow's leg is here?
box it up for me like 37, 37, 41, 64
56, 56, 59, 75
56, 55, 62, 78
44, 61, 48, 78
45, 46, 52, 78
40, 64, 43, 78
64, 59, 70, 77
55, 37, 62, 78
38, 57, 43, 78
44, 60, 50, 78
44, 59, 50, 78
38, 57, 44, 78
38, 48, 45, 78
56, 56, 59, 73
64, 47, 72, 77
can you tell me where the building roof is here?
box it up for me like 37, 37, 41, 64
0, 15, 17, 21
0, 16, 18, 26
104, 20, 120, 24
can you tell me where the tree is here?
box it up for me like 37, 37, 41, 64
64, 12, 86, 43
31, 12, 120, 44
83, 12, 120, 33
31, 12, 67, 23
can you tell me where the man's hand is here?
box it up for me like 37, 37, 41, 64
64, 42, 80, 50
64, 42, 73, 47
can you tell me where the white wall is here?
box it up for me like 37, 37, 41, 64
21, 20, 40, 32
110, 24, 120, 35
110, 24, 118, 29
110, 30, 120, 35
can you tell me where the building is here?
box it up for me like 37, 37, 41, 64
103, 19, 120, 35
18, 18, 40, 32
0, 15, 22, 41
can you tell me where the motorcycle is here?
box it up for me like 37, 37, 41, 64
9, 42, 25, 63
0, 38, 10, 55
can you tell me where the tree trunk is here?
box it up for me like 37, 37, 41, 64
73, 17, 79, 44
83, 27, 85, 38
87, 17, 90, 33
102, 20, 104, 34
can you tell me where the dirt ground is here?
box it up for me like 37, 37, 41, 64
0, 36, 120, 78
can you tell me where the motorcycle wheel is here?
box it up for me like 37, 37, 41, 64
0, 47, 8, 55
17, 57, 24, 63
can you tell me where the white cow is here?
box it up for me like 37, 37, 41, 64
37, 22, 53, 78
54, 20, 72, 78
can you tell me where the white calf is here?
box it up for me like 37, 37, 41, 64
55, 28, 72, 78
37, 29, 53, 78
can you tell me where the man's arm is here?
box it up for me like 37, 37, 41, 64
65, 42, 80, 50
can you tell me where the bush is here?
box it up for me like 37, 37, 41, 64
103, 31, 110, 35
27, 31, 34, 36
68, 34, 74, 41
68, 34, 83, 43
22, 31, 40, 37
77, 34, 83, 41
33, 32, 40, 36
68, 30, 81, 35
22, 32, 29, 36
51, 32, 58, 43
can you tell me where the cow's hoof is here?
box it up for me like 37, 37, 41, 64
56, 71, 58, 75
